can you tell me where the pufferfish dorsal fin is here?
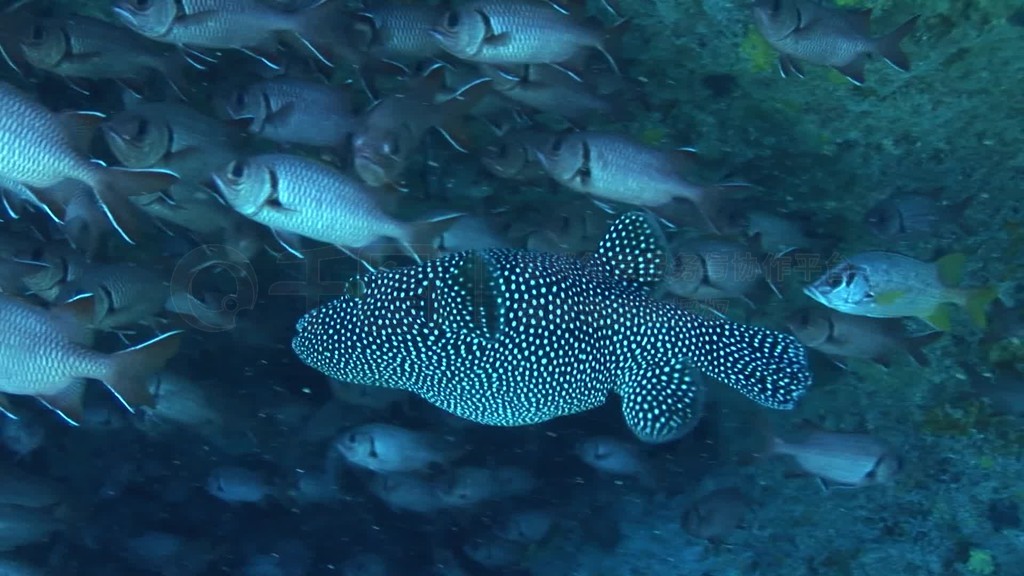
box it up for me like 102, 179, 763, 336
425, 250, 501, 341
592, 212, 667, 287
617, 358, 705, 444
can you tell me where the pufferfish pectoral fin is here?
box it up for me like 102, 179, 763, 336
591, 212, 668, 288
426, 251, 502, 341
617, 359, 705, 444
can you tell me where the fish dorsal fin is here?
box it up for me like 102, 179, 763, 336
424, 251, 501, 341
592, 212, 666, 286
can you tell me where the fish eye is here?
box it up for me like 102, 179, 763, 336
133, 117, 150, 140
134, 0, 151, 8
495, 142, 509, 157
825, 273, 845, 289
228, 160, 247, 180
445, 10, 460, 29
382, 138, 400, 157
233, 90, 246, 108
550, 137, 563, 153
29, 24, 45, 42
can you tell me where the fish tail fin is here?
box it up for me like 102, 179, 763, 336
875, 15, 920, 72
964, 285, 998, 329
905, 330, 943, 366
93, 168, 178, 244
102, 330, 184, 411
689, 319, 812, 410
402, 214, 463, 262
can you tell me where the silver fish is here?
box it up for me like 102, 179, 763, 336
431, 0, 619, 72
345, 2, 447, 63
751, 0, 919, 85
534, 131, 722, 228
19, 15, 185, 97
480, 128, 550, 181
664, 236, 776, 306
786, 306, 941, 368
206, 466, 274, 504
75, 263, 169, 331
112, 0, 331, 69
352, 71, 489, 188
221, 77, 356, 147
333, 423, 464, 474
864, 191, 975, 239
481, 63, 614, 121
0, 293, 182, 425
0, 82, 178, 243
772, 430, 900, 488
368, 473, 446, 514
102, 101, 241, 182
211, 153, 454, 261
804, 251, 996, 331
576, 436, 654, 483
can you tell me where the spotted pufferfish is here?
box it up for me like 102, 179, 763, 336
293, 212, 813, 443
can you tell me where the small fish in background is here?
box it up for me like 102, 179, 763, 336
351, 69, 490, 188
493, 509, 554, 543
20, 243, 89, 303
285, 469, 342, 507
367, 473, 448, 514
576, 436, 656, 486
101, 101, 243, 183
112, 0, 333, 69
480, 63, 615, 123
864, 191, 976, 240
205, 465, 276, 504
210, 153, 456, 262
18, 15, 187, 98
786, 306, 942, 368
0, 416, 45, 459
533, 131, 729, 231
436, 465, 538, 507
663, 236, 779, 308
0, 293, 183, 425
220, 77, 357, 148
804, 251, 998, 331
713, 203, 838, 257
462, 536, 526, 570
771, 429, 900, 489
75, 263, 170, 331
751, 0, 919, 85
680, 487, 753, 542
0, 81, 179, 243
480, 129, 552, 182
430, 0, 621, 73
333, 423, 465, 474
140, 371, 224, 436
437, 214, 512, 254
